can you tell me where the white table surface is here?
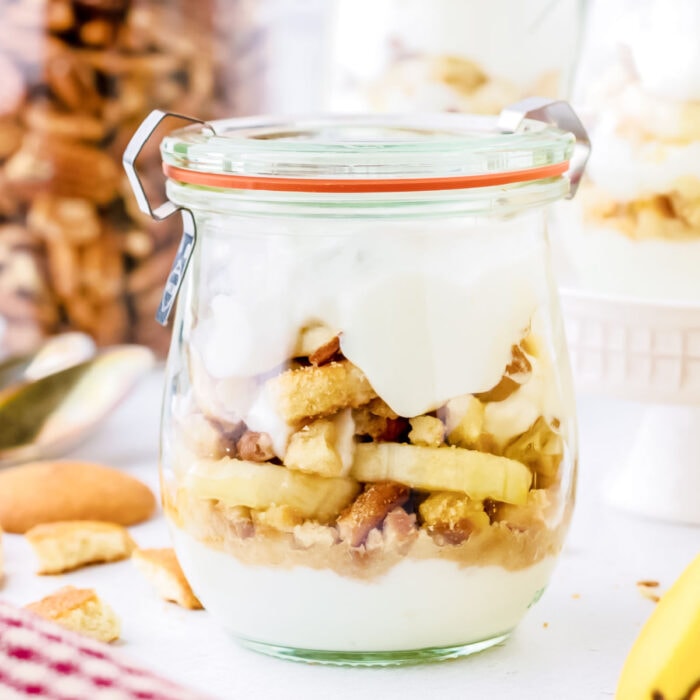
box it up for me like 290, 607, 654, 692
2, 370, 698, 700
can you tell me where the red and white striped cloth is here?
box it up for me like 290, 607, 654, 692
0, 600, 212, 700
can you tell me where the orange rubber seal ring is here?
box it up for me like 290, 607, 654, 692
162, 161, 569, 193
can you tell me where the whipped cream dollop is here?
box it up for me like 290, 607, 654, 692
194, 217, 548, 420
338, 265, 537, 417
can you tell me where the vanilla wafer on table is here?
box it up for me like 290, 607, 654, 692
25, 520, 137, 574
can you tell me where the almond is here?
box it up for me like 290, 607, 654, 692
6, 134, 120, 205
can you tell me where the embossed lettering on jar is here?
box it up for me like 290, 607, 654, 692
150, 112, 585, 665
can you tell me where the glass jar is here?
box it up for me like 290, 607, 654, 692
558, 0, 700, 302
327, 0, 583, 115
136, 106, 586, 664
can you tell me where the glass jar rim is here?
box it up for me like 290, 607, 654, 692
160, 113, 575, 194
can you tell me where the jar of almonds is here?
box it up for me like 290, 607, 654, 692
0, 0, 318, 358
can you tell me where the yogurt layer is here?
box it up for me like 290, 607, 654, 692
194, 218, 547, 419
172, 526, 554, 652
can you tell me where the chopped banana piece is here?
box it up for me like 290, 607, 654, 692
186, 458, 360, 523
285, 419, 343, 477
351, 443, 532, 505
503, 417, 563, 488
269, 361, 377, 424
408, 416, 444, 448
441, 395, 484, 448
419, 492, 491, 543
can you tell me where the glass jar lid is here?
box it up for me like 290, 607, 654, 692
160, 112, 576, 193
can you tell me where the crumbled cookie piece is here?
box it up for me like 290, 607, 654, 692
293, 521, 339, 550
25, 586, 120, 642
337, 482, 409, 547
419, 492, 490, 545
269, 361, 377, 424
352, 406, 387, 440
353, 397, 403, 440
408, 415, 444, 447
132, 548, 203, 610
252, 505, 304, 533
637, 580, 660, 588
636, 580, 661, 603
26, 520, 136, 574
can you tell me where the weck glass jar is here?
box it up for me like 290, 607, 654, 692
129, 105, 588, 665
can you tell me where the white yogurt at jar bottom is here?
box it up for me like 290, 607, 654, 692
172, 527, 555, 652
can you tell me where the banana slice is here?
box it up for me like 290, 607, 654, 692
351, 443, 532, 505
185, 458, 360, 523
617, 553, 700, 700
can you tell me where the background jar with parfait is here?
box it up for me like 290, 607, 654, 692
557, 0, 700, 301
126, 103, 590, 665
326, 0, 583, 115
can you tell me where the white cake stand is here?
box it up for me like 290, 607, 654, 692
560, 289, 700, 526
